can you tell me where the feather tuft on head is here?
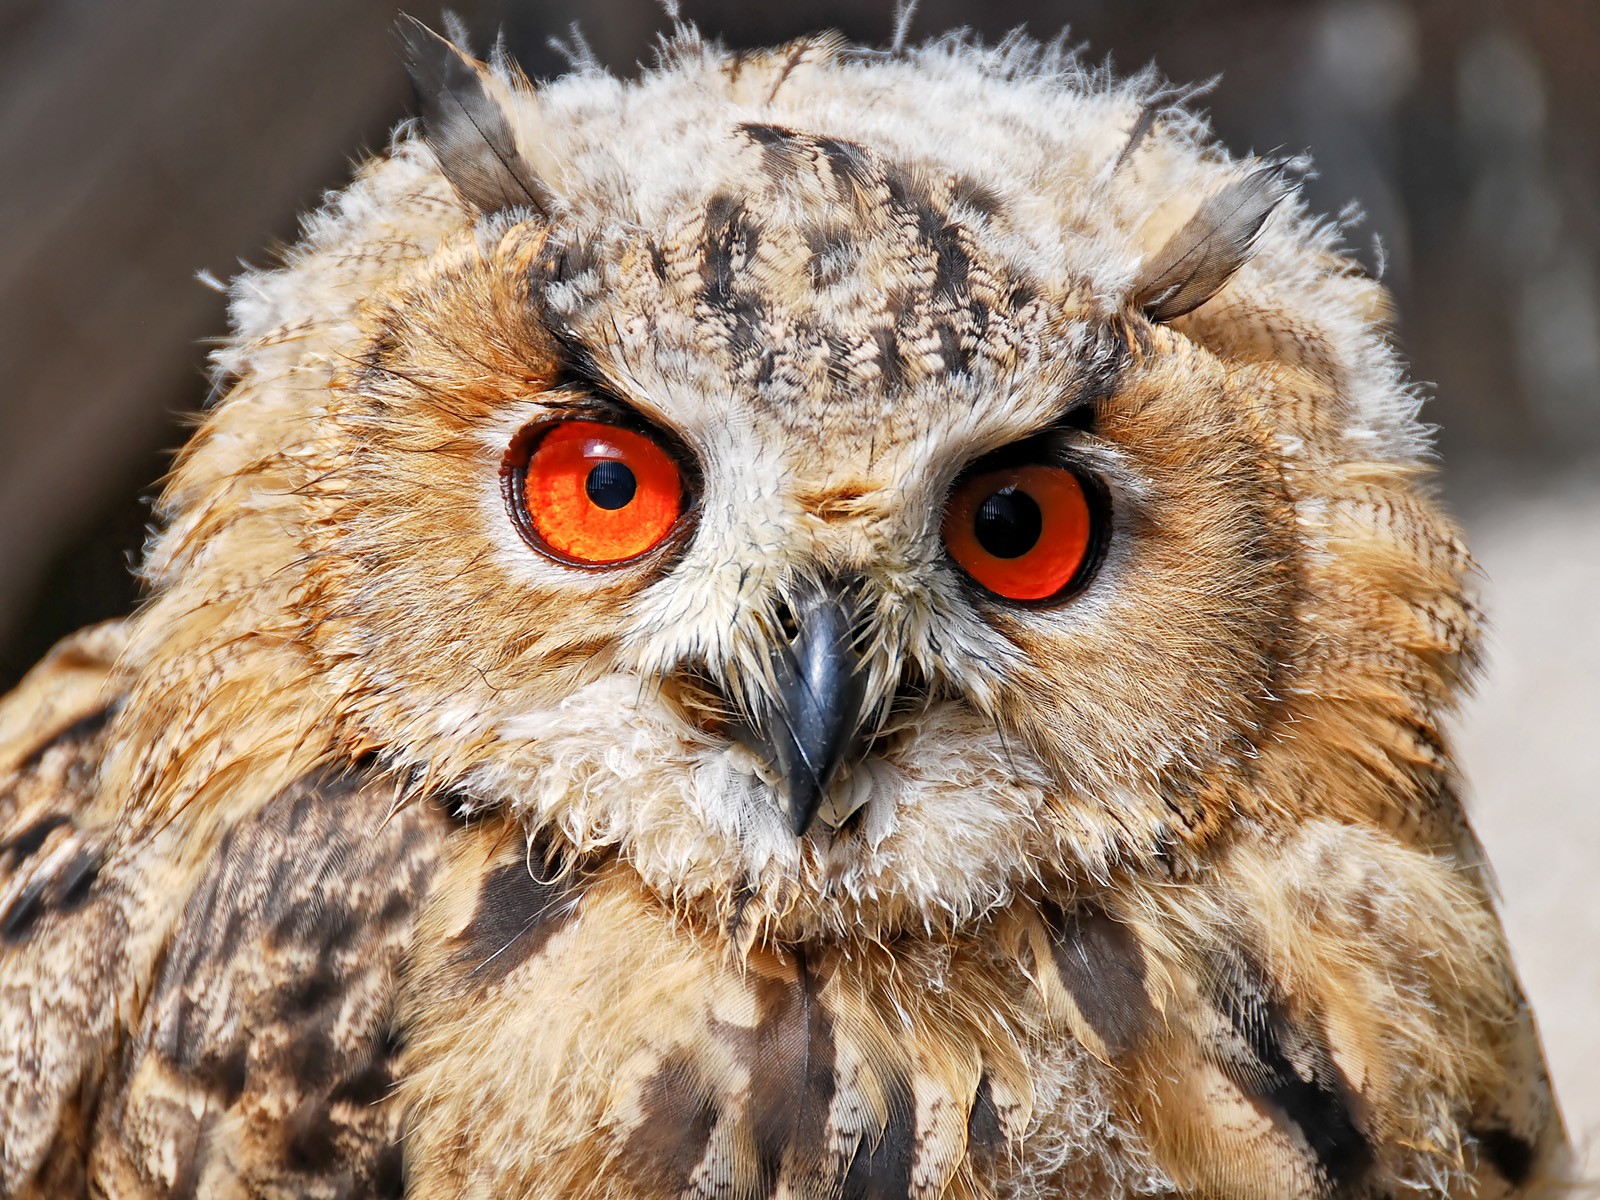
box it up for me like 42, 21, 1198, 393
1131, 163, 1289, 321
397, 14, 557, 217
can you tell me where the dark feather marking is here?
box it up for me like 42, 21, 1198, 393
620, 1052, 720, 1196
726, 294, 769, 365
739, 121, 810, 179
739, 120, 798, 147
0, 707, 112, 938
745, 948, 838, 1195
2, 813, 71, 863
1113, 101, 1163, 172
281, 1009, 339, 1094
932, 319, 966, 375
724, 875, 760, 947
881, 161, 929, 211
115, 764, 449, 1195
0, 879, 46, 941
805, 224, 860, 288
0, 843, 103, 942
701, 193, 739, 308
1132, 164, 1288, 321
752, 347, 779, 387
815, 136, 878, 196
648, 241, 669, 281
700, 191, 765, 327
451, 850, 579, 984
1042, 902, 1154, 1055
873, 325, 908, 393
1472, 1126, 1536, 1187
1213, 952, 1372, 1193
397, 15, 555, 216
374, 1141, 406, 1199
530, 234, 602, 288
824, 334, 855, 386
948, 175, 1005, 220
283, 1096, 341, 1173
330, 1025, 404, 1108
195, 1042, 250, 1108
1006, 279, 1039, 316
925, 217, 971, 305
52, 849, 100, 912
965, 1075, 1003, 1174
16, 703, 113, 771
842, 1070, 916, 1200
764, 39, 815, 104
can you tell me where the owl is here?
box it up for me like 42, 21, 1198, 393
0, 14, 1571, 1200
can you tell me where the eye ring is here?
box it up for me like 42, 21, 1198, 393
942, 461, 1108, 605
502, 417, 692, 568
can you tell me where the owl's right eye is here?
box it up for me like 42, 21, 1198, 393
504, 420, 686, 566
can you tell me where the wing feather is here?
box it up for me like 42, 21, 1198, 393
89, 767, 451, 1196
0, 622, 128, 1197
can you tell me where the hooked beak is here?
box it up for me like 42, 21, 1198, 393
759, 578, 869, 836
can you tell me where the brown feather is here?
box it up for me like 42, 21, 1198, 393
0, 624, 129, 1198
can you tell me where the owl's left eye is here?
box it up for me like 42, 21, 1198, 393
505, 420, 685, 566
943, 463, 1101, 603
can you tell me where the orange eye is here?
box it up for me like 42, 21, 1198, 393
508, 420, 685, 566
943, 464, 1099, 602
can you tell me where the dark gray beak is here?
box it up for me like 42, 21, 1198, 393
760, 578, 869, 836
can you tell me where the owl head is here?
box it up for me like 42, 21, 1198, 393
135, 21, 1473, 942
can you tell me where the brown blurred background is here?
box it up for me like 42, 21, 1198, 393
1, 0, 1596, 1144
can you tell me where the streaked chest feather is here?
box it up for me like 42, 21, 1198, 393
6, 754, 1562, 1200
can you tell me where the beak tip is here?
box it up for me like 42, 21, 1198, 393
781, 779, 824, 837
757, 575, 870, 840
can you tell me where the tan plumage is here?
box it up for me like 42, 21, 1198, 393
0, 17, 1570, 1200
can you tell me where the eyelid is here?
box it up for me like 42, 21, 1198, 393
964, 420, 1147, 513
524, 392, 704, 497
548, 340, 687, 443
958, 420, 1093, 479
945, 390, 1097, 476
1054, 433, 1150, 513
535, 390, 646, 426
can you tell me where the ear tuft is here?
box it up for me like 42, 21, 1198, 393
1131, 164, 1289, 322
1112, 101, 1163, 173
396, 14, 556, 218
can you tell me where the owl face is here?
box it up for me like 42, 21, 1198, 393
239, 27, 1418, 939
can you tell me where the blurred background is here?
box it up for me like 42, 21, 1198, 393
1, 0, 1595, 1147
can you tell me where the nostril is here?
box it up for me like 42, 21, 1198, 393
775, 575, 872, 646
772, 598, 800, 643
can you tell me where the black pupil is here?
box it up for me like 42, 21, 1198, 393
585, 460, 637, 510
973, 487, 1042, 559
